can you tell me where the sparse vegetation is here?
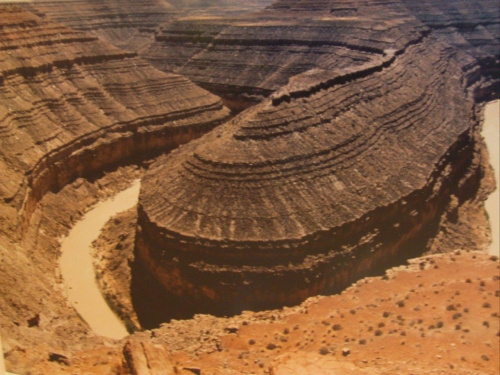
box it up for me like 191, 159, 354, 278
266, 343, 277, 350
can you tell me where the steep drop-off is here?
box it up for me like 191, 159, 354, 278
32, 0, 276, 54
0, 1, 499, 374
136, 33, 484, 315
0, 8, 230, 234
144, 0, 499, 110
400, 0, 500, 100
145, 0, 427, 109
0, 7, 230, 357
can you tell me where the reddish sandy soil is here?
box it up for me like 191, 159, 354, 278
179, 251, 500, 375
21, 250, 499, 375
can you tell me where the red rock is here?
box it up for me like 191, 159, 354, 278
122, 340, 175, 375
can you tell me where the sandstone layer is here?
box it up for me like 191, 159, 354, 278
136, 31, 484, 315
144, 0, 499, 109
32, 0, 275, 54
0, 6, 229, 360
0, 7, 230, 234
31, 0, 175, 53
400, 0, 500, 100
0, 1, 499, 374
145, 1, 427, 109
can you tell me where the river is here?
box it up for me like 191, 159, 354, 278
59, 180, 141, 339
482, 100, 500, 256
55, 101, 498, 340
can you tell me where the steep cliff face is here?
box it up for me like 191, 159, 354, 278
144, 0, 499, 109
136, 32, 482, 315
32, 0, 276, 54
31, 0, 174, 53
400, 0, 500, 100
145, 0, 427, 109
0, 1, 498, 374
0, 8, 230, 235
0, 6, 232, 362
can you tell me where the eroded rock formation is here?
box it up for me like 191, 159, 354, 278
0, 7, 230, 233
0, 0, 499, 374
0, 6, 228, 356
32, 0, 276, 54
145, 0, 427, 109
31, 0, 175, 53
144, 0, 499, 110
400, 0, 500, 99
136, 30, 484, 315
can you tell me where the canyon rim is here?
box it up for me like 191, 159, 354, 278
0, 0, 499, 374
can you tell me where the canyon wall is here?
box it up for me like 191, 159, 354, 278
33, 0, 498, 109
0, 8, 230, 234
0, 6, 231, 359
0, 1, 498, 373
400, 0, 500, 100
143, 0, 499, 108
144, 0, 427, 109
31, 0, 276, 54
136, 31, 483, 314
30, 0, 174, 53
134, 0, 499, 316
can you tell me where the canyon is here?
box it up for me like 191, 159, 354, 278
0, 0, 499, 374
31, 0, 276, 55
136, 34, 480, 317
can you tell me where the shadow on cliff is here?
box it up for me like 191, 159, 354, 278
129, 217, 438, 330
130, 259, 264, 329
129, 131, 485, 329
128, 211, 457, 330
130, 260, 197, 329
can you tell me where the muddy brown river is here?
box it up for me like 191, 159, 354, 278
59, 180, 140, 339
56, 101, 498, 340
482, 100, 500, 256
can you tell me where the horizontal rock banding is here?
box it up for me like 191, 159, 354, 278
31, 0, 276, 54
400, 0, 500, 100
145, 1, 427, 108
0, 8, 230, 230
136, 33, 479, 314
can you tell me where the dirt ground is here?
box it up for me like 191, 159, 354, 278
22, 250, 499, 375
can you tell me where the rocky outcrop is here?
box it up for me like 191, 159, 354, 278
31, 0, 175, 53
0, 8, 230, 233
122, 340, 175, 375
10, 250, 500, 375
400, 0, 500, 100
144, 0, 499, 109
32, 0, 275, 54
0, 1, 498, 374
145, 1, 427, 109
136, 33, 482, 315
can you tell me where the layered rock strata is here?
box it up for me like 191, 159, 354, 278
31, 0, 175, 53
400, 0, 500, 100
32, 0, 275, 54
145, 1, 427, 109
0, 8, 230, 233
136, 34, 482, 315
